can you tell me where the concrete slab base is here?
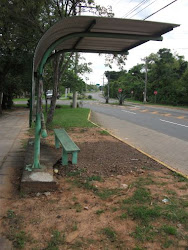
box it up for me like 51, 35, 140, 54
20, 139, 60, 193
0, 237, 13, 250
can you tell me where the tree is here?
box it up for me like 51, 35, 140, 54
103, 48, 188, 106
0, 0, 44, 113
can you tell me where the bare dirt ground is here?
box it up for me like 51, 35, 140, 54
1, 127, 188, 250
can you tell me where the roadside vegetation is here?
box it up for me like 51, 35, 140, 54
104, 48, 188, 107
3, 167, 188, 249
47, 105, 94, 129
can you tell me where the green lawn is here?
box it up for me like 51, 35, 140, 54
13, 98, 29, 101
46, 105, 95, 129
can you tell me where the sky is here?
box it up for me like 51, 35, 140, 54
82, 0, 188, 85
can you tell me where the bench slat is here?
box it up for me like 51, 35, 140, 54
54, 129, 80, 153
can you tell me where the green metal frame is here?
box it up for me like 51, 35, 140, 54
31, 30, 163, 170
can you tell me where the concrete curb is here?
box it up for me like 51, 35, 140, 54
88, 110, 188, 179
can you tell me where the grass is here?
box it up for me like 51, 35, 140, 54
119, 213, 127, 219
47, 105, 95, 129
161, 225, 177, 235
7, 210, 16, 219
98, 130, 110, 135
162, 200, 188, 226
96, 188, 121, 200
13, 98, 29, 102
133, 176, 155, 187
72, 222, 78, 231
131, 225, 156, 242
102, 227, 117, 242
69, 175, 119, 200
123, 188, 151, 204
96, 209, 105, 215
128, 205, 161, 223
46, 230, 65, 250
13, 231, 30, 249
172, 172, 188, 182
87, 175, 103, 182
67, 169, 85, 177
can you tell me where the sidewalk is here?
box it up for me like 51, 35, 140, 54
0, 108, 28, 248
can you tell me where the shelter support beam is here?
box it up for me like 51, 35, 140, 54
32, 77, 47, 169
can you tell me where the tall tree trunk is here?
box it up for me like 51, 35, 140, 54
0, 74, 4, 114
0, 92, 3, 115
47, 54, 61, 124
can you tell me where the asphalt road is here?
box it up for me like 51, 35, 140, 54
83, 101, 188, 142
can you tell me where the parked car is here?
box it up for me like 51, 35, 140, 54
46, 90, 53, 99
46, 90, 60, 99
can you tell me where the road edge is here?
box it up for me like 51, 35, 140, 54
88, 110, 188, 179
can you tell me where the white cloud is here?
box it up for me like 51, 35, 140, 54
82, 0, 188, 84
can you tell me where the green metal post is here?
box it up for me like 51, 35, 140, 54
29, 83, 33, 128
33, 113, 41, 169
32, 76, 43, 169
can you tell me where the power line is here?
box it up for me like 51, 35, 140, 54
143, 0, 178, 20
122, 0, 150, 18
129, 0, 158, 18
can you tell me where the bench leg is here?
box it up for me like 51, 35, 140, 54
62, 150, 68, 166
72, 152, 78, 165
55, 135, 60, 149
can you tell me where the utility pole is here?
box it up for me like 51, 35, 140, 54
72, 3, 81, 108
142, 57, 148, 103
107, 73, 110, 103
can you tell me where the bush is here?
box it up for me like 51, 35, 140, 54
88, 95, 92, 99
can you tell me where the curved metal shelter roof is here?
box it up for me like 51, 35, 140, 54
30, 15, 179, 170
33, 16, 179, 73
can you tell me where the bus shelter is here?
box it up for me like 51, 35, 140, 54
31, 16, 179, 170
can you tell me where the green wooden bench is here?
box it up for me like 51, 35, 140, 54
54, 128, 80, 166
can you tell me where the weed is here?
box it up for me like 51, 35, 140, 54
67, 169, 84, 177
96, 188, 120, 200
13, 231, 30, 249
72, 196, 77, 202
7, 210, 15, 219
119, 213, 127, 219
102, 227, 117, 242
123, 188, 151, 204
73, 203, 82, 213
163, 239, 174, 248
180, 199, 188, 208
133, 246, 145, 250
166, 190, 177, 196
96, 209, 105, 215
131, 225, 156, 242
83, 181, 98, 191
179, 184, 188, 190
71, 179, 98, 192
134, 176, 155, 187
172, 172, 188, 182
162, 201, 188, 225
71, 240, 83, 249
111, 207, 118, 212
161, 225, 177, 235
128, 205, 161, 223
99, 130, 109, 135
45, 230, 65, 250
87, 175, 103, 182
72, 223, 78, 231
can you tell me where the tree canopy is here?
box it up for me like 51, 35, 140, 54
104, 48, 188, 106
